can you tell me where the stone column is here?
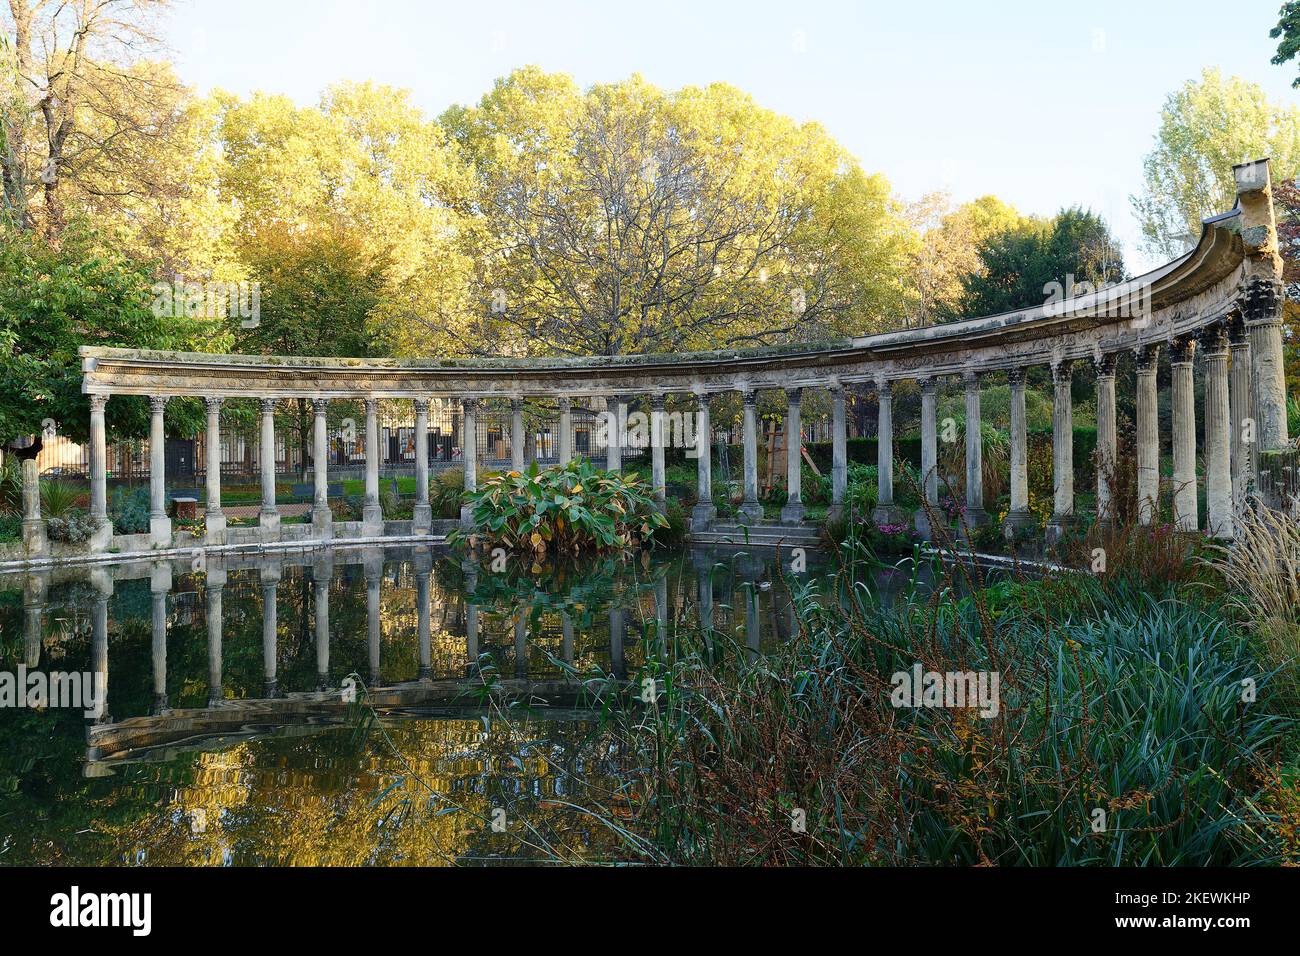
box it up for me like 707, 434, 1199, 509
148, 395, 172, 546
362, 397, 383, 533
1170, 336, 1198, 532
206, 561, 225, 707
650, 394, 667, 512
605, 396, 624, 471
691, 392, 717, 531
460, 398, 478, 529
1244, 276, 1290, 452
310, 398, 332, 538
261, 562, 280, 697
962, 371, 988, 527
916, 377, 939, 539
510, 398, 525, 471
1202, 324, 1233, 539
204, 397, 226, 544
739, 388, 762, 523
258, 398, 280, 534
1228, 315, 1253, 512
873, 379, 907, 526
1135, 345, 1161, 525
21, 457, 45, 556
314, 559, 331, 690
416, 552, 432, 679
780, 388, 805, 524
1046, 361, 1074, 547
412, 398, 432, 532
829, 385, 847, 524
1002, 368, 1032, 538
150, 563, 169, 715
558, 397, 573, 465
88, 394, 112, 552
1094, 353, 1118, 522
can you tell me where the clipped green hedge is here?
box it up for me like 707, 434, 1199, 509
805, 437, 922, 471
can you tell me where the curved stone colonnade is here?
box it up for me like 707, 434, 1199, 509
66, 159, 1290, 558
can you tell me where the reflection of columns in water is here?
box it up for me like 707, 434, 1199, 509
463, 560, 479, 674
653, 575, 669, 657
695, 557, 714, 632
150, 562, 170, 715
314, 561, 331, 690
561, 612, 574, 663
514, 611, 527, 679
22, 573, 46, 669
90, 570, 112, 722
206, 563, 225, 707
608, 607, 626, 679
744, 584, 761, 663
366, 557, 382, 684
416, 560, 432, 680
261, 563, 280, 697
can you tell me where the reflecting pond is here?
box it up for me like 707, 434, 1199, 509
0, 543, 901, 865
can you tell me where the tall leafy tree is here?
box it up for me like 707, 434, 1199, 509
442, 67, 914, 357
1271, 2, 1300, 87
1131, 68, 1300, 259
955, 208, 1124, 318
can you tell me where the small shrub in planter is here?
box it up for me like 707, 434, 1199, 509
109, 487, 151, 534
47, 511, 97, 543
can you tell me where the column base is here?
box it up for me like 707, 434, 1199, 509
779, 500, 806, 525
412, 503, 433, 533
961, 507, 990, 528
89, 518, 113, 553
914, 507, 936, 541
311, 506, 333, 540
825, 503, 845, 525
150, 514, 173, 547
362, 504, 383, 536
690, 502, 718, 532
459, 503, 475, 530
205, 511, 226, 546
1045, 514, 1075, 549
1001, 510, 1036, 541
259, 511, 280, 539
21, 518, 47, 556
738, 500, 763, 524
872, 503, 910, 528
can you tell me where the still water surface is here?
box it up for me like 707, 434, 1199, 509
0, 544, 890, 865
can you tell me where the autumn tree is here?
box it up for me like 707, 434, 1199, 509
442, 67, 914, 357
1, 0, 185, 241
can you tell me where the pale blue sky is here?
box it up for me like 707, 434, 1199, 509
168, 0, 1298, 272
